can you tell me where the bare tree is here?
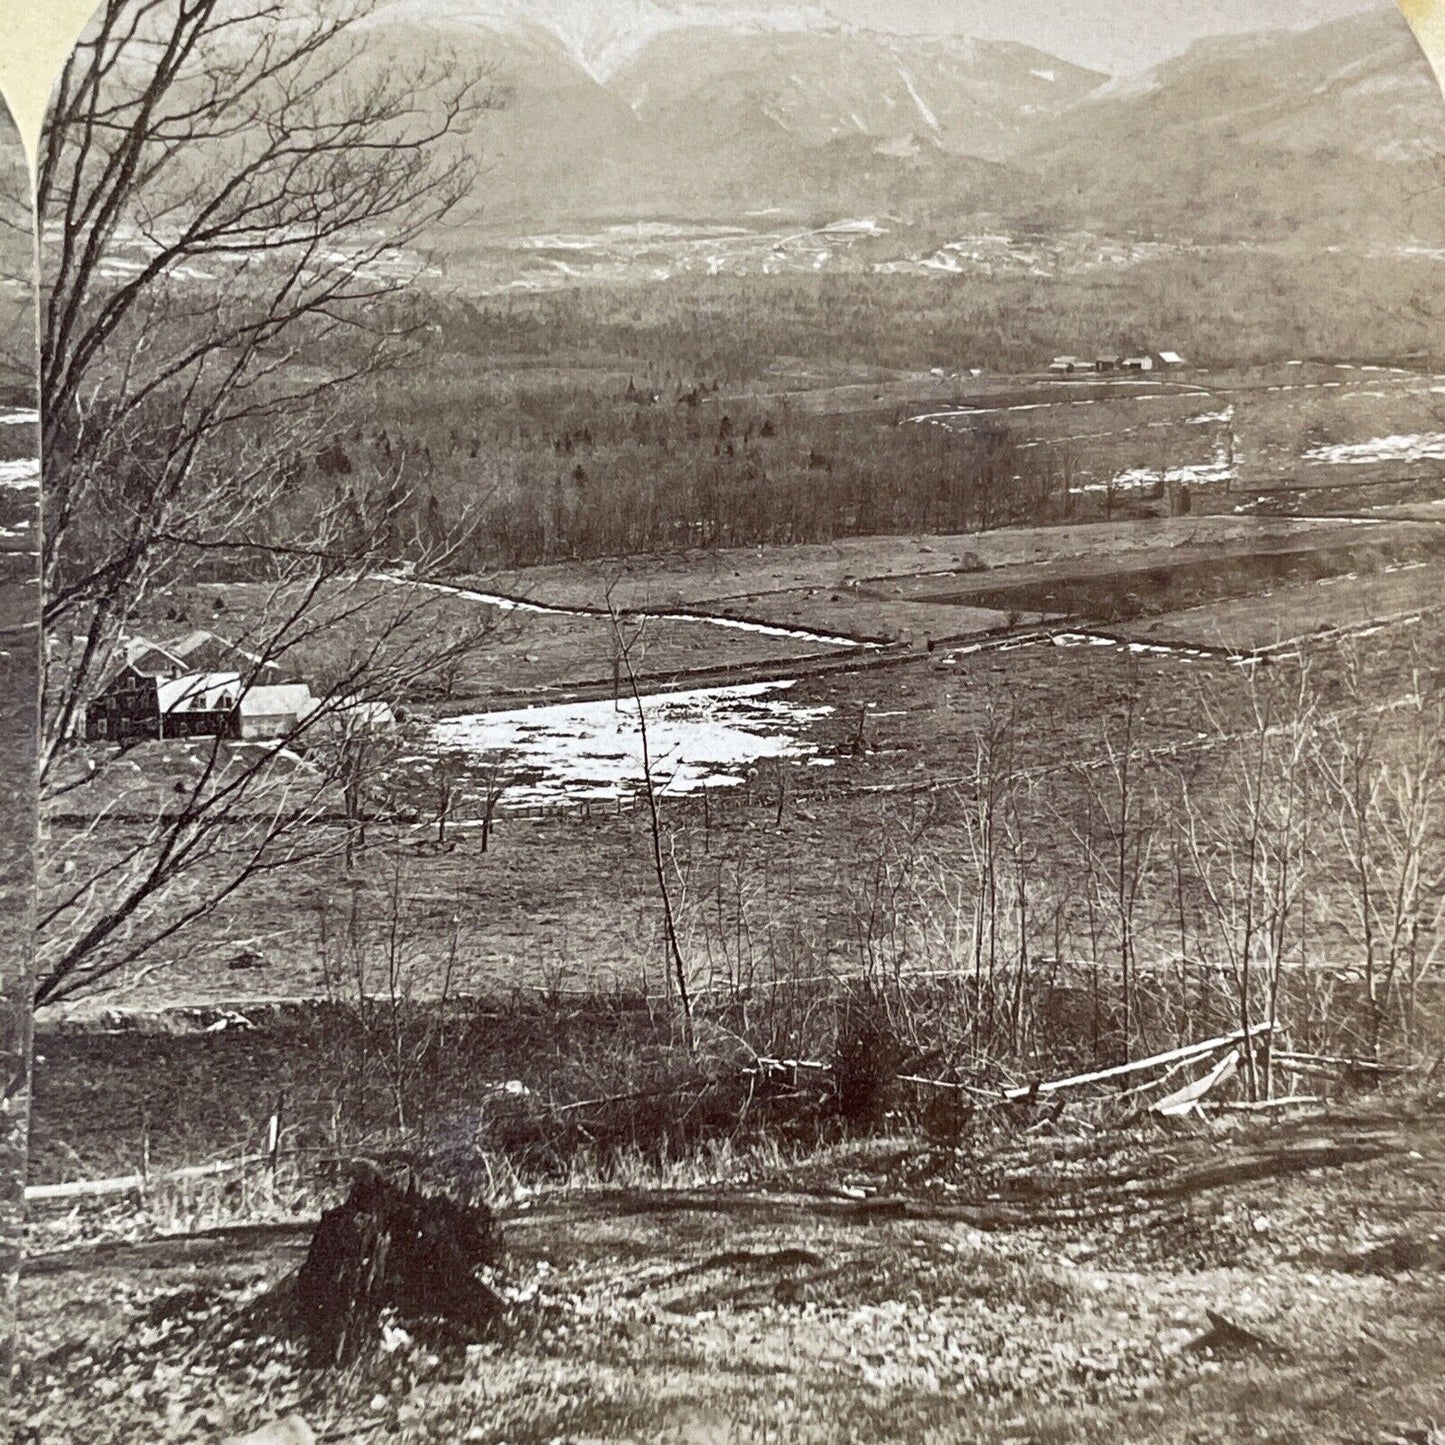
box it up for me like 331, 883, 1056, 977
34, 0, 498, 1006
0, 110, 38, 1415
1068, 678, 1156, 1061
959, 694, 1015, 1013
1179, 659, 1315, 1098
604, 596, 693, 1048
1317, 642, 1445, 1058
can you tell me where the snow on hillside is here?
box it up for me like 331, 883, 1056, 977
383, 0, 840, 80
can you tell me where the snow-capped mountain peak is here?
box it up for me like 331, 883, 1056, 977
382, 0, 843, 81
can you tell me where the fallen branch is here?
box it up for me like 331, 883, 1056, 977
1004, 1024, 1272, 1101
754, 1028, 1276, 1110
1207, 1096, 1322, 1113
1114, 1052, 1206, 1102
25, 1155, 254, 1202
1274, 1053, 1409, 1075
551, 1077, 713, 1115
750, 1057, 830, 1076
896, 1074, 1007, 1103
1152, 1049, 1239, 1118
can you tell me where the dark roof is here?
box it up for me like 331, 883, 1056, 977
168, 630, 280, 673
94, 629, 282, 698
121, 636, 188, 678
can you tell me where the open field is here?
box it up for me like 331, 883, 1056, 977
42, 600, 1445, 1019
158, 574, 858, 711
883, 521, 1439, 604
1115, 562, 1445, 653
46, 509, 1445, 1027
483, 514, 1430, 614
907, 363, 1445, 497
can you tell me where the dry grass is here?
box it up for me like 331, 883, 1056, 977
18, 1098, 1445, 1444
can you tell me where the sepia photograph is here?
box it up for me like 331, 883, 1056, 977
10, 0, 1445, 1440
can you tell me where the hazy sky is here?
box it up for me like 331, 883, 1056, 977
822, 0, 1397, 72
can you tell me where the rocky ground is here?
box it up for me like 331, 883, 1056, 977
16, 1095, 1445, 1444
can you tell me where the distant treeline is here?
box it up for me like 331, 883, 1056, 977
437, 247, 1442, 377
114, 243, 1443, 578
299, 386, 1069, 570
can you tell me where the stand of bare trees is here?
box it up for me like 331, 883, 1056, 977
34, 0, 496, 1006
754, 646, 1445, 1092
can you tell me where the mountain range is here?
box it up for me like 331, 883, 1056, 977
363, 4, 1445, 243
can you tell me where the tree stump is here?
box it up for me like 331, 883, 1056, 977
295, 1166, 503, 1363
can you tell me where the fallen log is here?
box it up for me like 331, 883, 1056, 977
1274, 1053, 1409, 1075
758, 1027, 1274, 1112
25, 1155, 251, 1203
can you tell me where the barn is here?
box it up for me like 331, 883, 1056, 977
83, 637, 190, 741
83, 631, 284, 741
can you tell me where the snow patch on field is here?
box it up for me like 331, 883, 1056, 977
0, 458, 39, 490
1302, 433, 1445, 466
433, 681, 833, 806
1051, 632, 1216, 660
1089, 440, 1236, 494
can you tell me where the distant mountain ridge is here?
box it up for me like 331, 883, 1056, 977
611, 29, 1103, 160
380, 0, 870, 80
367, 5, 1445, 240
1020, 11, 1445, 239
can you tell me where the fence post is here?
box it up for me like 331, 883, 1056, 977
139, 1105, 150, 1203
268, 1089, 285, 1174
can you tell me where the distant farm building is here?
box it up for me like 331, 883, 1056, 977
83, 636, 186, 740
83, 631, 280, 741
239, 683, 318, 741
1048, 350, 1186, 375
81, 630, 391, 745
156, 672, 242, 738
309, 697, 398, 735
342, 699, 397, 730
165, 629, 279, 675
